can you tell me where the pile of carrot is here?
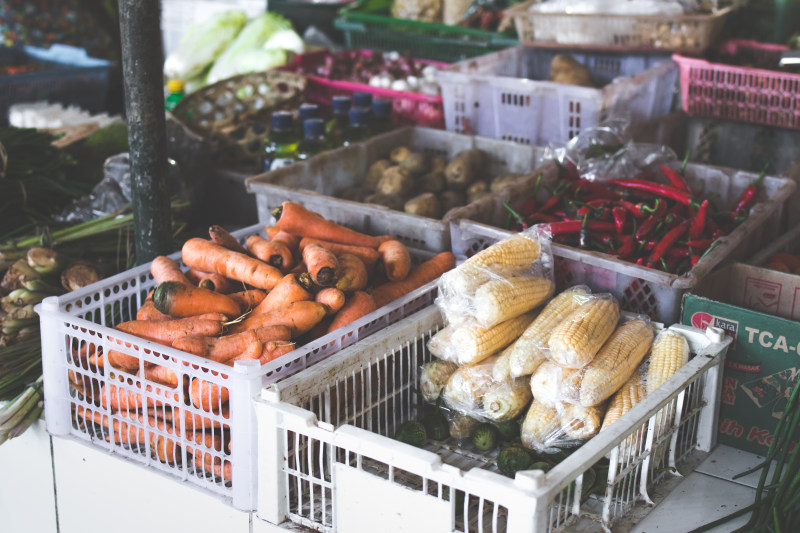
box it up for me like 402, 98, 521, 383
765, 252, 800, 275
72, 202, 455, 480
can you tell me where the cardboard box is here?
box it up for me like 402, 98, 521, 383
682, 262, 800, 455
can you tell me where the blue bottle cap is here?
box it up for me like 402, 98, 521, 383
298, 103, 320, 121
331, 95, 351, 114
349, 107, 370, 128
271, 111, 293, 131
353, 91, 373, 109
372, 99, 392, 118
304, 118, 325, 138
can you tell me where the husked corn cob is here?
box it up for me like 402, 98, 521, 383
600, 371, 646, 432
521, 399, 561, 452
547, 297, 620, 369
579, 320, 654, 407
427, 326, 454, 360
441, 355, 499, 412
444, 235, 542, 293
420, 360, 459, 402
482, 378, 532, 422
474, 276, 554, 326
450, 312, 536, 365
508, 286, 592, 378
492, 344, 514, 382
647, 329, 690, 395
529, 360, 581, 405
560, 403, 604, 440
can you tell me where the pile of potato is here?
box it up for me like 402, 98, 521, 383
336, 146, 522, 219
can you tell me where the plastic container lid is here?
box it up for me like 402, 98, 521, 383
304, 118, 326, 138
272, 110, 294, 131
167, 79, 185, 93
331, 95, 351, 115
298, 103, 320, 121
353, 91, 373, 109
349, 107, 370, 127
372, 99, 392, 118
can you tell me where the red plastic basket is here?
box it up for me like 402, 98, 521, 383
673, 40, 800, 130
281, 49, 447, 128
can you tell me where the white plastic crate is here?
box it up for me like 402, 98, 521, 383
39, 223, 437, 511
435, 46, 678, 145
447, 161, 796, 324
245, 127, 547, 253
253, 305, 731, 532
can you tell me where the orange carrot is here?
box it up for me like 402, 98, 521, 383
769, 252, 800, 270
303, 243, 339, 287
181, 238, 283, 290
185, 268, 239, 294
265, 226, 302, 251
252, 273, 314, 316
371, 252, 455, 307
273, 201, 393, 248
190, 377, 229, 413
228, 340, 295, 365
153, 281, 241, 318
378, 240, 412, 282
767, 260, 790, 273
137, 290, 170, 321
326, 291, 377, 333
151, 256, 191, 285
140, 364, 179, 388
191, 448, 232, 481
335, 253, 368, 292
246, 234, 294, 271
173, 326, 289, 363
228, 289, 267, 312
289, 261, 307, 275
298, 237, 380, 269
230, 301, 327, 337
154, 404, 227, 432
226, 339, 267, 363
208, 225, 249, 255
116, 316, 225, 345
315, 287, 346, 315
304, 316, 334, 343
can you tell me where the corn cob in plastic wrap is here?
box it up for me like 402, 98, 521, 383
547, 295, 620, 369
647, 329, 690, 466
600, 367, 648, 452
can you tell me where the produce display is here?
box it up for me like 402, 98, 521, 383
392, 232, 690, 479
69, 202, 454, 473
335, 145, 522, 219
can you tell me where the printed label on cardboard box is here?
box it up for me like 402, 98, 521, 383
743, 276, 782, 315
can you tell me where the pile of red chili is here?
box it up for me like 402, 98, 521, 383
506, 161, 766, 275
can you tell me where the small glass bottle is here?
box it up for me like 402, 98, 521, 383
326, 95, 351, 145
295, 103, 320, 137
370, 99, 394, 135
263, 111, 299, 172
164, 79, 185, 112
296, 118, 329, 161
343, 107, 371, 146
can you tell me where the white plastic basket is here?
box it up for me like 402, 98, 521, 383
245, 127, 547, 253
39, 223, 438, 511
435, 46, 678, 146
447, 161, 796, 324
254, 305, 731, 532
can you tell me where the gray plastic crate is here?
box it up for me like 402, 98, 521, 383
246, 127, 546, 252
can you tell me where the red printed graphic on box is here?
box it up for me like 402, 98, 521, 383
746, 426, 798, 452
743, 276, 782, 315
719, 418, 744, 438
691, 312, 738, 347
741, 368, 798, 416
722, 376, 738, 405
792, 287, 800, 320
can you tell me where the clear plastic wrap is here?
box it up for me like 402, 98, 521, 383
441, 355, 500, 414
481, 378, 532, 422
420, 360, 460, 403
546, 294, 620, 369
436, 225, 554, 328
444, 311, 538, 365
521, 398, 608, 453
599, 364, 647, 436
543, 118, 678, 183
529, 360, 582, 405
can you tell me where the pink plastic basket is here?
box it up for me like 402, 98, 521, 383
674, 40, 800, 130
280, 49, 447, 128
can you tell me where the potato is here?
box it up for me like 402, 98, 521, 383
466, 180, 490, 203
438, 190, 467, 213
418, 171, 446, 194
548, 54, 594, 88
490, 173, 522, 193
365, 193, 405, 211
336, 185, 369, 202
390, 146, 412, 164
377, 166, 415, 197
365, 159, 393, 191
445, 149, 486, 190
430, 157, 447, 174
404, 193, 441, 219
399, 153, 430, 176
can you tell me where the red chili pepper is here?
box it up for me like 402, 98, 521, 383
571, 179, 623, 200
612, 206, 627, 234
688, 199, 708, 239
667, 247, 691, 258
648, 220, 691, 264
636, 214, 661, 240
538, 194, 562, 214
636, 257, 647, 266
732, 169, 766, 217
659, 164, 692, 194
616, 235, 637, 259
683, 239, 712, 249
609, 179, 696, 207
560, 160, 580, 182
526, 212, 561, 224
690, 254, 702, 266
547, 220, 616, 235
503, 201, 528, 229
521, 197, 537, 216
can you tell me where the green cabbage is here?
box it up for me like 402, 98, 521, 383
164, 10, 248, 81
263, 29, 305, 56
206, 12, 293, 84
215, 48, 288, 80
